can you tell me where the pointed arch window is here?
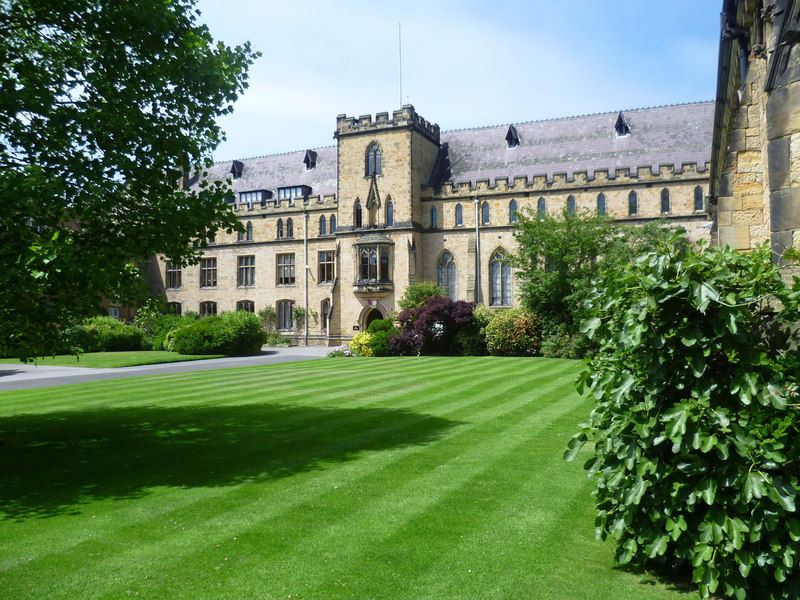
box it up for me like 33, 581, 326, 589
455, 203, 463, 226
354, 200, 363, 229
437, 252, 456, 299
430, 206, 438, 228
490, 250, 512, 306
567, 195, 576, 215
597, 193, 606, 215
330, 214, 337, 234
386, 200, 394, 227
537, 197, 546, 218
509, 199, 518, 223
245, 221, 253, 241
482, 202, 490, 225
286, 217, 294, 238
694, 186, 704, 212
366, 142, 382, 176
276, 218, 284, 239
628, 191, 638, 216
661, 188, 670, 214
319, 215, 327, 236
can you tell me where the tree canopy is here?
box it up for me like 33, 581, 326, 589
0, 0, 257, 359
512, 208, 675, 331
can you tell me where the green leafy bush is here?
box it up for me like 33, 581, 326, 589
81, 316, 144, 352
484, 308, 541, 357
171, 311, 266, 355
365, 319, 400, 357
539, 322, 593, 359
568, 240, 800, 599
454, 303, 493, 356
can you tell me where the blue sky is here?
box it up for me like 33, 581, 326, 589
195, 0, 722, 162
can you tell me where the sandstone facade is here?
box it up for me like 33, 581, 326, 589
151, 103, 714, 345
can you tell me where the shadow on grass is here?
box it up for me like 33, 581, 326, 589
0, 402, 461, 520
614, 563, 697, 595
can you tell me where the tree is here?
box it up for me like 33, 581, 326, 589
513, 208, 674, 331
390, 295, 474, 356
0, 0, 258, 359
397, 281, 447, 311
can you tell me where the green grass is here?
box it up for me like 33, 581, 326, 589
0, 357, 697, 600
0, 351, 225, 368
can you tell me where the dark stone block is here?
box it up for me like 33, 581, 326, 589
729, 129, 746, 152
770, 187, 800, 231
719, 172, 734, 197
767, 83, 800, 140
768, 137, 791, 191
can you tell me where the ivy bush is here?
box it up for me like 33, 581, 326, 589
567, 240, 800, 599
484, 308, 542, 357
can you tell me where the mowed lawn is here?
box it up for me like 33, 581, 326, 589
0, 357, 694, 600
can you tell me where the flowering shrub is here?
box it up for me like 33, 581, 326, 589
326, 344, 354, 358
485, 308, 542, 357
349, 332, 375, 357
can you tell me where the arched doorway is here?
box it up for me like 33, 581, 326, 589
364, 308, 383, 329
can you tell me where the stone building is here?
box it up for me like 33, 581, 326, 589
709, 0, 800, 257
150, 102, 713, 345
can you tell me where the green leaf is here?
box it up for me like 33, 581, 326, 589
563, 433, 587, 462
786, 518, 800, 541
744, 471, 766, 502
768, 476, 796, 512
646, 534, 669, 558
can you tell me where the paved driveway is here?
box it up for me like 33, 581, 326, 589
0, 346, 330, 391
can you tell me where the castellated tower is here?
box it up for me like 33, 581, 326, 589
333, 105, 441, 335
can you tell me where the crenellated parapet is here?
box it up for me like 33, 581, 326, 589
429, 162, 711, 198
233, 193, 337, 217
335, 104, 440, 145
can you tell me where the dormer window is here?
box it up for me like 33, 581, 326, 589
614, 112, 631, 137
505, 124, 520, 148
303, 149, 317, 170
277, 185, 310, 205
230, 160, 244, 179
366, 142, 382, 176
239, 190, 270, 210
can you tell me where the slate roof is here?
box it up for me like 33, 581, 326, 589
194, 101, 713, 197
437, 101, 714, 187
193, 145, 338, 198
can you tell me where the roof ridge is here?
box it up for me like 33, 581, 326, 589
214, 143, 337, 165
441, 99, 715, 135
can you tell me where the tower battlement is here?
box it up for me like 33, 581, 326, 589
335, 105, 440, 144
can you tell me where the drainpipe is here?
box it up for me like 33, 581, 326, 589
474, 197, 481, 304
303, 209, 309, 346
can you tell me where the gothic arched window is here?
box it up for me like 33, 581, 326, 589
330, 214, 337, 233
694, 186, 704, 212
567, 195, 576, 215
286, 217, 294, 238
319, 215, 326, 236
537, 197, 546, 218
628, 191, 638, 216
437, 252, 456, 299
597, 193, 606, 215
509, 199, 518, 223
276, 218, 283, 239
386, 200, 394, 227
431, 205, 438, 228
245, 221, 253, 241
661, 188, 670, 214
366, 142, 382, 176
354, 200, 363, 229
482, 202, 490, 225
490, 250, 512, 306
455, 203, 463, 226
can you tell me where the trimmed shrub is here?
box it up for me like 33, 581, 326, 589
484, 308, 541, 357
171, 311, 266, 355
364, 318, 400, 357
569, 241, 800, 600
397, 281, 446, 311
81, 316, 144, 352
